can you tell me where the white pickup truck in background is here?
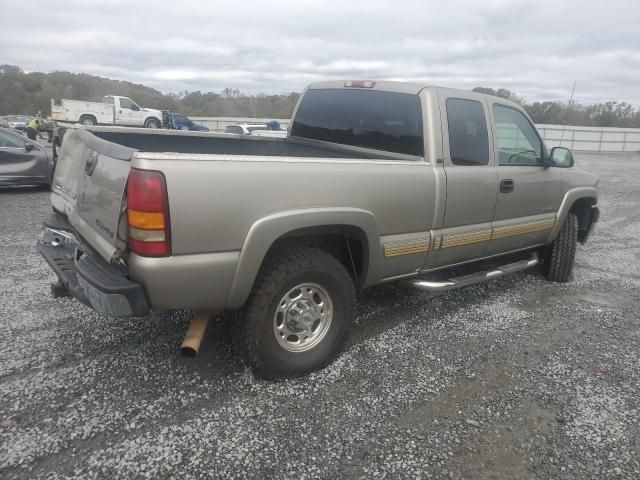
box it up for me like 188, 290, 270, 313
51, 95, 163, 128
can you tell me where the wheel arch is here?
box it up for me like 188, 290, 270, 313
226, 208, 380, 309
144, 116, 161, 128
78, 114, 97, 125
547, 187, 598, 244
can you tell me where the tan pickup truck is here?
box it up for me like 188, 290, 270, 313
39, 80, 599, 378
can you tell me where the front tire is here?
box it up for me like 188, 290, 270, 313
542, 213, 578, 282
144, 118, 160, 129
235, 248, 355, 379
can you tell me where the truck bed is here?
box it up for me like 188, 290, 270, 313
85, 126, 394, 159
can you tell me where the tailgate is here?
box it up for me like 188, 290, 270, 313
51, 128, 135, 262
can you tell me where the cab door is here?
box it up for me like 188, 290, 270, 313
431, 91, 498, 267
485, 102, 564, 255
115, 97, 143, 126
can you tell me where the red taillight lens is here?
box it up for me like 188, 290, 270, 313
126, 168, 171, 257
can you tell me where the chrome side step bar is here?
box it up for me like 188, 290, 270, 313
412, 255, 539, 292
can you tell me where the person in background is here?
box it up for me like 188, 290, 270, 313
25, 117, 40, 141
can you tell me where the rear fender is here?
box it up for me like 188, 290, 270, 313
226, 208, 379, 309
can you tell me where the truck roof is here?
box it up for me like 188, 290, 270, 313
308, 80, 427, 95
307, 80, 525, 111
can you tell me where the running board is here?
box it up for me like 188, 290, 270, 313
412, 255, 539, 292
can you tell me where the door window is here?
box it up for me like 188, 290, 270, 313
493, 105, 543, 166
0, 131, 25, 148
118, 98, 138, 110
446, 98, 490, 166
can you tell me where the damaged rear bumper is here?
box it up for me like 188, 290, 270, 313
38, 212, 149, 317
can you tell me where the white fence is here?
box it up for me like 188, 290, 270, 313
536, 124, 640, 152
192, 117, 640, 153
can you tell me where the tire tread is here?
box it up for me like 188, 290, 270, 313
234, 247, 355, 379
544, 213, 578, 282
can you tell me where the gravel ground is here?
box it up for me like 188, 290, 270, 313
1, 152, 639, 479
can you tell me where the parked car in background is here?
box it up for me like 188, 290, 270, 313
224, 123, 270, 135
162, 112, 209, 131
51, 96, 163, 128
0, 127, 53, 186
1, 115, 33, 132
224, 122, 287, 137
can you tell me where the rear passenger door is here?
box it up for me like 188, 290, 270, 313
485, 102, 563, 255
433, 92, 497, 267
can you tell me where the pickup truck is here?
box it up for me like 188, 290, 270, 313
51, 95, 163, 128
38, 80, 599, 379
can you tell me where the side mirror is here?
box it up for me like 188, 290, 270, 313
131, 105, 140, 111
25, 142, 35, 152
548, 147, 574, 168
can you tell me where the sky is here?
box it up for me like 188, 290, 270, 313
2, 0, 640, 104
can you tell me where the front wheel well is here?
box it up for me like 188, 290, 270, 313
264, 225, 369, 287
144, 117, 161, 128
569, 197, 597, 243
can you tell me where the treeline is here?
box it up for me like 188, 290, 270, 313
2, 65, 639, 127
0, 65, 299, 119
473, 87, 640, 128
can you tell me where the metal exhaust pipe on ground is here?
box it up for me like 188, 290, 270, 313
181, 311, 213, 357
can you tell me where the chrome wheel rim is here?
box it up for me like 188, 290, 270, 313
273, 283, 333, 353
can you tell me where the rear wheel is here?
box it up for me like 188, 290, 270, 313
542, 213, 578, 282
144, 118, 160, 129
79, 115, 96, 126
235, 248, 355, 379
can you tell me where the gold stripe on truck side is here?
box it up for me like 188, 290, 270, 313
491, 219, 555, 240
387, 218, 557, 257
440, 229, 492, 249
384, 239, 429, 257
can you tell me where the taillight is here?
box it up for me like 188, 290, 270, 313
126, 168, 171, 257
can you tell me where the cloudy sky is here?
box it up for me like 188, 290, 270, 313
2, 0, 639, 104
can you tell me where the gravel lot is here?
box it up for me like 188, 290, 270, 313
1, 152, 639, 479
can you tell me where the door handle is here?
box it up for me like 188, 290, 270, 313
500, 179, 514, 193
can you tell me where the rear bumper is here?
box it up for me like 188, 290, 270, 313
38, 213, 149, 317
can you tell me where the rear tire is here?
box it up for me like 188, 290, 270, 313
144, 118, 160, 129
79, 115, 96, 126
234, 248, 355, 379
542, 213, 578, 282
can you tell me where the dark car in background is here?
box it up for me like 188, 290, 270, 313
162, 112, 209, 131
0, 127, 53, 187
1, 115, 33, 133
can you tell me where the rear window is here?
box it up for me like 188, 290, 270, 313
291, 89, 423, 156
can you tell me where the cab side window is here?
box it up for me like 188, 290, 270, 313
119, 98, 136, 110
446, 98, 490, 166
493, 105, 543, 166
